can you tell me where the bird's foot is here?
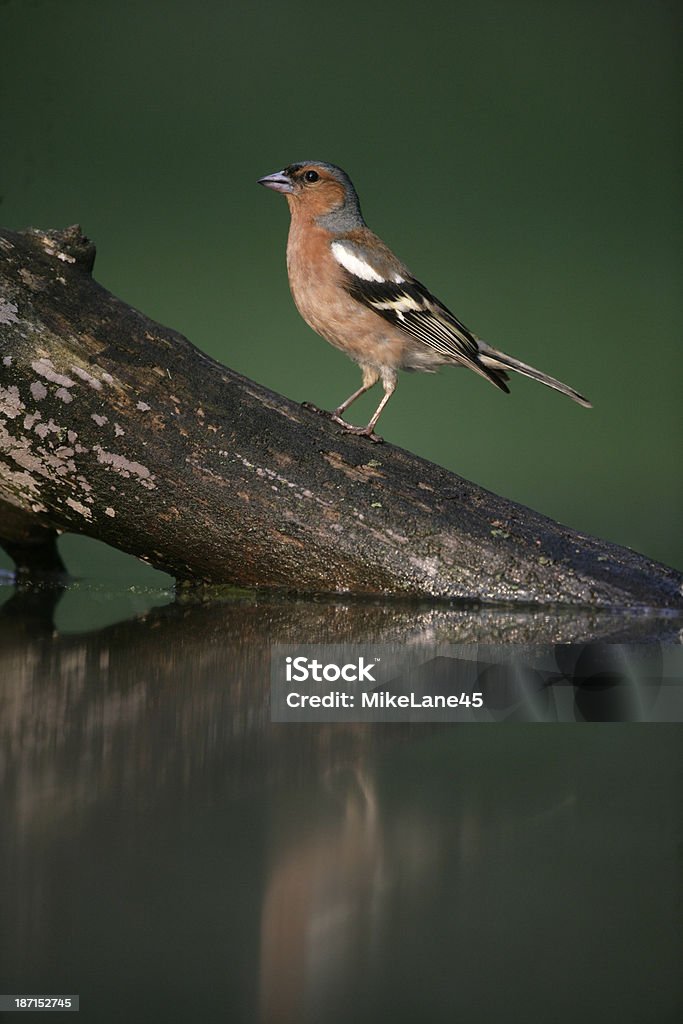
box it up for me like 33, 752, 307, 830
331, 414, 384, 444
301, 401, 333, 419
302, 403, 384, 442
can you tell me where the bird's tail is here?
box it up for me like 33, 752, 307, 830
478, 342, 592, 408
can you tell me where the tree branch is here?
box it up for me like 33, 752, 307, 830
1, 225, 681, 607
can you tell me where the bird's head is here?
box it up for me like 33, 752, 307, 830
258, 161, 365, 231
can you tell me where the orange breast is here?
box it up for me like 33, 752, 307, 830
285, 218, 412, 371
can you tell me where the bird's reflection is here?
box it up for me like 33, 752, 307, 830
259, 765, 390, 1024
259, 770, 419, 1024
255, 754, 585, 1024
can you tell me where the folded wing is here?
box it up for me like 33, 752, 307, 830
331, 238, 508, 391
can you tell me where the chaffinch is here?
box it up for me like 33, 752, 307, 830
259, 161, 591, 442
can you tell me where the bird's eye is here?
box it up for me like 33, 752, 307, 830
303, 170, 320, 183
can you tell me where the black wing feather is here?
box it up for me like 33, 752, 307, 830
345, 276, 481, 364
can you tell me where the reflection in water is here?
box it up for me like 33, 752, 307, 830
259, 767, 388, 1024
0, 583, 681, 1022
255, 734, 682, 1024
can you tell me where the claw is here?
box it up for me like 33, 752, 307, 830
303, 403, 384, 442
301, 401, 332, 418
333, 417, 384, 444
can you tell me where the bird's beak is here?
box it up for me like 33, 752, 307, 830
257, 170, 294, 194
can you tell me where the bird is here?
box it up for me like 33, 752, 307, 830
258, 161, 591, 442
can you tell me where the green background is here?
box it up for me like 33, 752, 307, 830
1, 0, 681, 578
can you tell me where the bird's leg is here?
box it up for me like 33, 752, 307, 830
332, 381, 375, 418
330, 365, 381, 423
304, 367, 394, 443
301, 368, 379, 423
335, 371, 397, 444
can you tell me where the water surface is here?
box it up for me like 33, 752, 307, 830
1, 583, 681, 1023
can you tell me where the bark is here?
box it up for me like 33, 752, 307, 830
0, 225, 681, 607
